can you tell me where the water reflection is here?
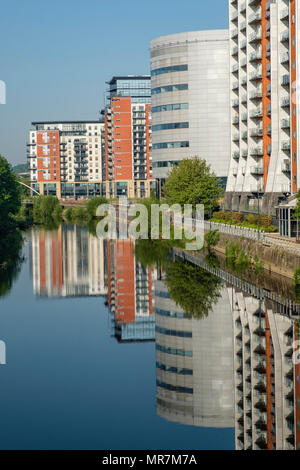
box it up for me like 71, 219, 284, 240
26, 224, 300, 450
31, 225, 107, 297
0, 229, 24, 298
155, 280, 234, 428
229, 287, 300, 450
106, 239, 156, 342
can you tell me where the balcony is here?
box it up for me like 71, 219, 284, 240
249, 90, 262, 99
251, 166, 264, 175
281, 97, 290, 107
240, 39, 247, 49
282, 140, 291, 151
281, 118, 290, 128
250, 127, 263, 137
250, 147, 263, 156
250, 107, 263, 118
282, 162, 291, 172
248, 11, 262, 24
281, 8, 289, 20
281, 52, 289, 64
249, 29, 262, 43
281, 30, 289, 42
249, 50, 262, 62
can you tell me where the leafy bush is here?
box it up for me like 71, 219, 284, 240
260, 214, 272, 227
233, 212, 244, 223
63, 207, 75, 221
294, 267, 300, 285
205, 230, 220, 250
246, 213, 258, 225
86, 197, 108, 218
33, 195, 61, 219
73, 207, 89, 220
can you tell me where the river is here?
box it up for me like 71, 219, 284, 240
0, 223, 299, 450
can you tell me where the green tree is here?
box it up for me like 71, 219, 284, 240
163, 157, 223, 214
0, 155, 21, 230
86, 196, 108, 219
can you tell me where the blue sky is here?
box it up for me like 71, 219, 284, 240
0, 0, 228, 165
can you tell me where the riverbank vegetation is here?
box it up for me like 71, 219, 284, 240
211, 211, 278, 233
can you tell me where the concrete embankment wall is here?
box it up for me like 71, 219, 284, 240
212, 232, 300, 280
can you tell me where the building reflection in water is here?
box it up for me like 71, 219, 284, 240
31, 225, 107, 297
106, 239, 157, 343
155, 279, 234, 429
229, 287, 300, 450
30, 226, 157, 343
29, 225, 300, 448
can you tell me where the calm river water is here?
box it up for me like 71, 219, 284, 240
0, 223, 299, 450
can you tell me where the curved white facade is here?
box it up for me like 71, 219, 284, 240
150, 30, 231, 187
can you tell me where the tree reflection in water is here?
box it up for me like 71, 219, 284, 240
0, 229, 24, 298
135, 239, 223, 319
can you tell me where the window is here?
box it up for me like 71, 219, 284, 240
151, 64, 188, 76
156, 344, 192, 357
152, 122, 189, 132
152, 141, 189, 150
151, 84, 188, 95
152, 103, 189, 113
156, 380, 193, 394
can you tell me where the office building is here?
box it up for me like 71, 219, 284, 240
28, 121, 105, 199
225, 0, 300, 214
150, 30, 231, 195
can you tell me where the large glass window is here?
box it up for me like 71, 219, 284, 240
152, 122, 189, 132
151, 84, 188, 95
151, 64, 188, 76
156, 362, 193, 376
156, 326, 192, 338
156, 381, 193, 394
152, 103, 189, 113
152, 141, 189, 150
152, 161, 180, 168
156, 344, 192, 357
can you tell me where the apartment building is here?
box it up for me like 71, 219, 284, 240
28, 121, 105, 199
150, 30, 231, 195
155, 280, 234, 428
103, 76, 156, 199
230, 286, 300, 450
225, 0, 300, 214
